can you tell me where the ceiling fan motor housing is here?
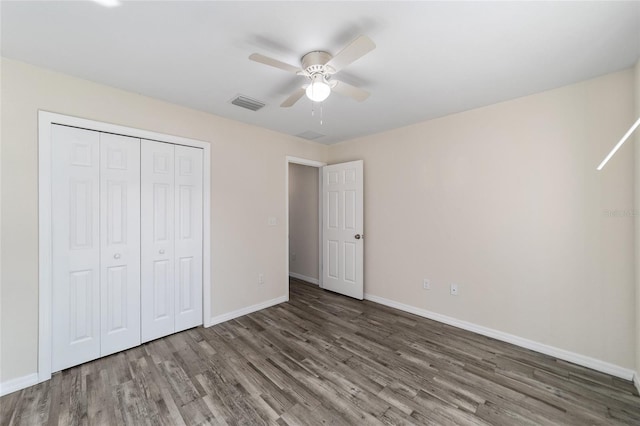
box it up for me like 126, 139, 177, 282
301, 51, 335, 75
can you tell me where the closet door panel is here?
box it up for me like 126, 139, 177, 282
141, 140, 175, 342
100, 133, 141, 356
52, 125, 101, 372
174, 146, 203, 332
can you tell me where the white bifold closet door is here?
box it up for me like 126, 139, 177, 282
52, 126, 141, 372
99, 133, 141, 356
141, 140, 203, 343
174, 144, 204, 332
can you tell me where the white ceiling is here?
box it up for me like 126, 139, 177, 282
2, 1, 639, 144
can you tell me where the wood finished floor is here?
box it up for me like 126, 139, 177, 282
2, 278, 640, 425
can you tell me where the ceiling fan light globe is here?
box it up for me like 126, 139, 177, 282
305, 78, 331, 102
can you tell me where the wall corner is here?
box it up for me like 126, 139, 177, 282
634, 59, 640, 375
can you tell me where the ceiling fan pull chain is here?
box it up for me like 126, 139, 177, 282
320, 104, 323, 125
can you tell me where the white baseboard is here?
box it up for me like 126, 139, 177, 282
364, 293, 635, 381
205, 295, 287, 327
289, 272, 319, 285
634, 373, 640, 395
0, 373, 39, 397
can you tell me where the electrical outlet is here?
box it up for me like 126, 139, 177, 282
291, 253, 296, 261
450, 283, 459, 296
258, 273, 265, 285
267, 216, 277, 226
423, 279, 430, 290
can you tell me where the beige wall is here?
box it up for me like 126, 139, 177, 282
0, 58, 328, 382
288, 163, 319, 282
329, 69, 636, 368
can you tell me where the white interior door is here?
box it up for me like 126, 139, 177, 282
141, 140, 175, 342
99, 133, 141, 356
174, 146, 204, 332
322, 160, 364, 299
52, 125, 101, 372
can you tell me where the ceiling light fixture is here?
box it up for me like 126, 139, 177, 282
597, 117, 640, 170
91, 0, 121, 8
305, 74, 331, 103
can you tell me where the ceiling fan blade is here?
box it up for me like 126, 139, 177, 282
325, 35, 376, 73
249, 53, 300, 74
281, 87, 307, 107
331, 80, 370, 102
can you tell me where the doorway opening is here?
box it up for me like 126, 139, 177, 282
285, 157, 325, 299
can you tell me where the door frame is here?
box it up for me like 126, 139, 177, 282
285, 156, 326, 299
38, 111, 212, 383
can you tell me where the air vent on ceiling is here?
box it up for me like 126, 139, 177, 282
296, 130, 325, 140
230, 95, 265, 111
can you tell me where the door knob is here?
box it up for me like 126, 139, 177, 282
355, 234, 362, 240
159, 249, 165, 254
113, 253, 121, 259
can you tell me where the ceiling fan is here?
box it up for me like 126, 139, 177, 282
249, 35, 376, 107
